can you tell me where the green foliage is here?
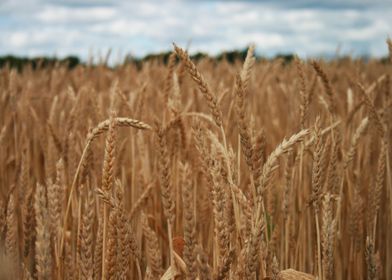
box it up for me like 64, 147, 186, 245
0, 55, 80, 71
3, 50, 386, 70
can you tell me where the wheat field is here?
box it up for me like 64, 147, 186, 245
0, 41, 391, 280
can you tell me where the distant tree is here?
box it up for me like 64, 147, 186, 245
274, 53, 295, 64
0, 55, 80, 71
216, 48, 248, 63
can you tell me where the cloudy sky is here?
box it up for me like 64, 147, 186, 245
0, 0, 391, 62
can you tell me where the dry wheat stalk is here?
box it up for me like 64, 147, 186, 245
5, 193, 19, 274
311, 60, 336, 115
181, 163, 197, 279
326, 139, 340, 195
196, 245, 212, 280
311, 118, 323, 211
129, 182, 153, 220
365, 237, 378, 280
105, 208, 118, 280
295, 56, 309, 129
79, 188, 95, 280
0, 201, 5, 241
101, 113, 117, 280
173, 43, 222, 126
311, 118, 323, 280
48, 159, 64, 242
241, 44, 255, 93
113, 180, 141, 278
235, 74, 254, 172
357, 83, 385, 137
368, 137, 387, 237
141, 213, 163, 278
345, 117, 369, 168
157, 126, 175, 225
258, 129, 309, 197
244, 218, 265, 279
214, 248, 235, 280
164, 52, 177, 104
94, 219, 104, 279
23, 186, 35, 258
102, 113, 116, 192
278, 269, 315, 280
60, 116, 151, 258
322, 193, 336, 280
34, 183, 52, 280
387, 37, 392, 63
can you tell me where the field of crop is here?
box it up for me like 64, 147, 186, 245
0, 42, 391, 279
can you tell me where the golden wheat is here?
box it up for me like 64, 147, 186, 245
0, 42, 391, 280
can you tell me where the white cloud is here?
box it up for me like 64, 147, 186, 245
8, 32, 29, 48
36, 6, 117, 23
0, 0, 391, 60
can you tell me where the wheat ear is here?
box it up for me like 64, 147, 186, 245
173, 43, 222, 126
34, 183, 52, 280
60, 116, 150, 263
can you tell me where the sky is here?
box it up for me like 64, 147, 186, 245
0, 0, 391, 63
